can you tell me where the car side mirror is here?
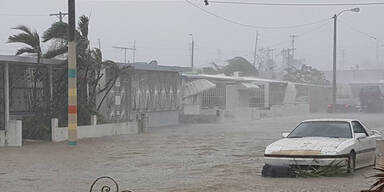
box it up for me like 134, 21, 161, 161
355, 133, 367, 140
282, 132, 289, 138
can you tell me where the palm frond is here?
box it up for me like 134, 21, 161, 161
8, 25, 41, 56
91, 48, 102, 63
8, 29, 40, 49
78, 15, 89, 38
12, 25, 32, 35
362, 166, 384, 192
42, 22, 68, 42
15, 47, 38, 56
44, 45, 68, 59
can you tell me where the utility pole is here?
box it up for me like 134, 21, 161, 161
253, 31, 259, 67
113, 45, 136, 64
97, 39, 101, 50
67, 0, 77, 146
132, 40, 136, 63
189, 34, 194, 70
290, 35, 296, 59
265, 48, 274, 60
341, 49, 345, 69
331, 8, 360, 113
281, 49, 289, 70
332, 14, 337, 113
49, 11, 68, 22
376, 40, 380, 67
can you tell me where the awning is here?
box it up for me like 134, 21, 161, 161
183, 79, 216, 98
239, 82, 260, 90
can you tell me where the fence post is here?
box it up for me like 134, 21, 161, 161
51, 118, 58, 142
91, 115, 97, 126
7, 120, 22, 147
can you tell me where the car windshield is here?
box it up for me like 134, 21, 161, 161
288, 121, 352, 138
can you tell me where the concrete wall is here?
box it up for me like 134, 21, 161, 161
145, 110, 179, 128
52, 119, 138, 142
183, 105, 200, 115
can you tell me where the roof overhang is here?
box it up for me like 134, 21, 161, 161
0, 55, 64, 66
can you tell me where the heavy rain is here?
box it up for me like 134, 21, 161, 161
1, 0, 384, 192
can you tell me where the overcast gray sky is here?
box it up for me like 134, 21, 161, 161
1, 0, 383, 70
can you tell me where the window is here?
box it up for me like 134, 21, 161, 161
352, 121, 368, 136
288, 121, 352, 138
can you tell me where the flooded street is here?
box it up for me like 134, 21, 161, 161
1, 113, 383, 192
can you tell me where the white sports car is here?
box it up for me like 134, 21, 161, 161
262, 119, 382, 176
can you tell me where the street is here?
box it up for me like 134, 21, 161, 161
1, 113, 383, 192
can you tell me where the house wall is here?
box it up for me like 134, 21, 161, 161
100, 69, 182, 128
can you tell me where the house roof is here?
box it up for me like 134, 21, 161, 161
0, 55, 64, 65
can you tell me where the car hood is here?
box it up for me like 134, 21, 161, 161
265, 137, 350, 155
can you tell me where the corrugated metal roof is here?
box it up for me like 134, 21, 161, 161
183, 79, 216, 98
120, 62, 191, 73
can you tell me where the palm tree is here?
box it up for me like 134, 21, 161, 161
8, 25, 42, 111
42, 15, 89, 59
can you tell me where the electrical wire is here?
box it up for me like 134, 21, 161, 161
268, 20, 331, 50
207, 1, 384, 7
185, 0, 331, 30
0, 13, 47, 17
339, 19, 384, 43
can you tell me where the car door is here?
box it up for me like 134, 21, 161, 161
352, 121, 375, 167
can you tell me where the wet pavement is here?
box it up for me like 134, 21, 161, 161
1, 113, 383, 192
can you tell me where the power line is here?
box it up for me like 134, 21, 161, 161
268, 20, 331, 49
206, 1, 384, 7
185, 0, 331, 29
0, 13, 47, 17
339, 19, 384, 43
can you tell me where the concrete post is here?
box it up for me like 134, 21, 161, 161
91, 115, 97, 126
4, 63, 9, 145
7, 120, 22, 147
51, 118, 58, 142
264, 83, 270, 109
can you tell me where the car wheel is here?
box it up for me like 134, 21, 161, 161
348, 151, 356, 173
